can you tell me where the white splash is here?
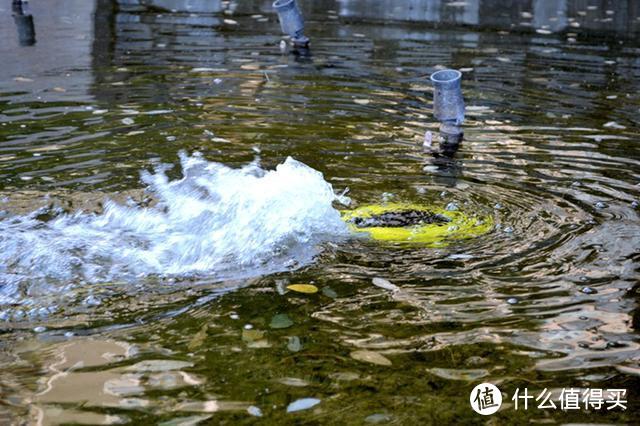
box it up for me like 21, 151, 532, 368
0, 152, 349, 309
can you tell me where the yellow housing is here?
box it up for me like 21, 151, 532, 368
341, 203, 493, 246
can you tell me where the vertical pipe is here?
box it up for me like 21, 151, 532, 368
273, 0, 309, 48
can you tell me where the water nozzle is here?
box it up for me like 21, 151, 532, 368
273, 0, 309, 48
430, 69, 464, 128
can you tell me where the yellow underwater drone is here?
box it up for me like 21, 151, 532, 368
341, 203, 493, 246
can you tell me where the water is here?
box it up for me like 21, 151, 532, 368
0, 152, 348, 310
1, 0, 639, 424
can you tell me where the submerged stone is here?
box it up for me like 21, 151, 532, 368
247, 406, 263, 417
445, 202, 459, 211
287, 336, 302, 352
365, 413, 392, 423
372, 277, 399, 292
350, 350, 392, 366
242, 329, 265, 342
126, 360, 193, 372
465, 356, 489, 366
278, 377, 309, 387
429, 367, 489, 381
159, 415, 211, 426
286, 398, 321, 413
321, 287, 338, 298
270, 314, 294, 329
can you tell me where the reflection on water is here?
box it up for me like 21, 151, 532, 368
338, 0, 640, 35
339, 0, 480, 26
23, 337, 246, 424
126, 0, 223, 13
0, 0, 639, 423
11, 0, 36, 46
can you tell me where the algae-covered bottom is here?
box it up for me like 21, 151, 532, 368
0, 0, 639, 424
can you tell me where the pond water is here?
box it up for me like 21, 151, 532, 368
1, 0, 639, 424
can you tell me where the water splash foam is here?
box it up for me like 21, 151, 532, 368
0, 152, 349, 307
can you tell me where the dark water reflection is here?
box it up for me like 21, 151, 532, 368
338, 0, 640, 36
1, 0, 639, 424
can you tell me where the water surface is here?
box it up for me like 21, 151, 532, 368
0, 0, 639, 424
